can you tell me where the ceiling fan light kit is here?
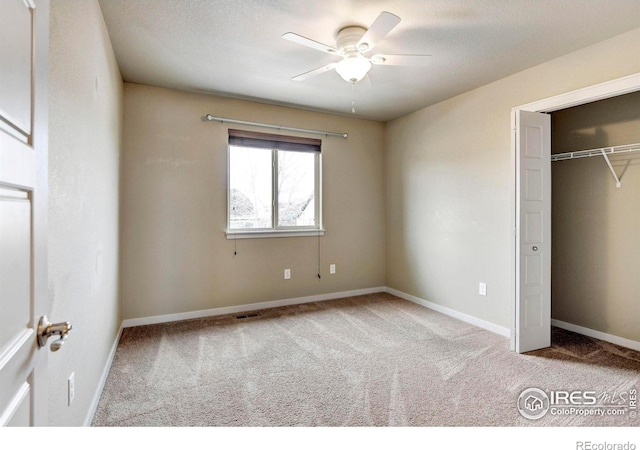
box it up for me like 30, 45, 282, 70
335, 54, 372, 83
282, 11, 431, 86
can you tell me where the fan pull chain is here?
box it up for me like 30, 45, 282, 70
351, 82, 356, 114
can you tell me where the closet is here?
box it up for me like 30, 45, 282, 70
550, 90, 640, 343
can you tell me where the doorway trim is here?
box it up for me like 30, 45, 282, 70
510, 72, 640, 351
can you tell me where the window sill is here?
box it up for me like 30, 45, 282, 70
225, 229, 325, 240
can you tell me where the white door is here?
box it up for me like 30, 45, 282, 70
515, 110, 551, 353
0, 0, 50, 426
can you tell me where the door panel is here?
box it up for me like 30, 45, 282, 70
515, 110, 551, 353
4, 383, 31, 426
524, 212, 542, 243
525, 169, 542, 200
524, 295, 543, 328
0, 0, 33, 138
0, 336, 34, 426
0, 0, 49, 426
6, 383, 31, 426
0, 192, 31, 347
524, 253, 542, 286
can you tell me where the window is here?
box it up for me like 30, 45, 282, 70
227, 129, 322, 238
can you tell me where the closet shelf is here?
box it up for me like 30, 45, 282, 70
551, 142, 640, 188
551, 142, 640, 161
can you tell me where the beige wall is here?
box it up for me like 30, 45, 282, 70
120, 84, 386, 320
49, 0, 122, 425
385, 28, 640, 331
551, 91, 640, 341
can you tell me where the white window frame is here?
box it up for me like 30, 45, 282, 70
226, 131, 324, 239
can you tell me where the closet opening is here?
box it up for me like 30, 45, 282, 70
511, 73, 640, 354
549, 91, 640, 349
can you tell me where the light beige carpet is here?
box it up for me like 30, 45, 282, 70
92, 293, 640, 426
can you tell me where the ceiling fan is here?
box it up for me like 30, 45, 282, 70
282, 11, 431, 84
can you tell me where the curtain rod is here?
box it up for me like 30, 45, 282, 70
203, 114, 348, 139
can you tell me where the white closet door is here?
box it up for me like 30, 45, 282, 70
515, 110, 551, 353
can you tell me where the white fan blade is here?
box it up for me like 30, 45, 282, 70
357, 11, 401, 53
291, 63, 336, 81
371, 54, 432, 66
282, 32, 338, 54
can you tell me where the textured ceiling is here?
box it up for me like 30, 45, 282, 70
98, 0, 640, 122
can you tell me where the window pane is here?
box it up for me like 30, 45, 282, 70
278, 151, 315, 227
229, 146, 272, 229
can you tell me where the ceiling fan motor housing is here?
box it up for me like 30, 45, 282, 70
336, 26, 367, 56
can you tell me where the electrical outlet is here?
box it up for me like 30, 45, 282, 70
479, 282, 487, 296
284, 269, 291, 280
68, 372, 75, 406
329, 264, 336, 274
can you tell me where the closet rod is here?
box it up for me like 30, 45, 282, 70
550, 142, 640, 161
203, 114, 348, 139
551, 142, 640, 188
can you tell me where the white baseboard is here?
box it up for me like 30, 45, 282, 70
121, 286, 387, 328
551, 319, 640, 352
83, 324, 123, 427
385, 287, 511, 338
